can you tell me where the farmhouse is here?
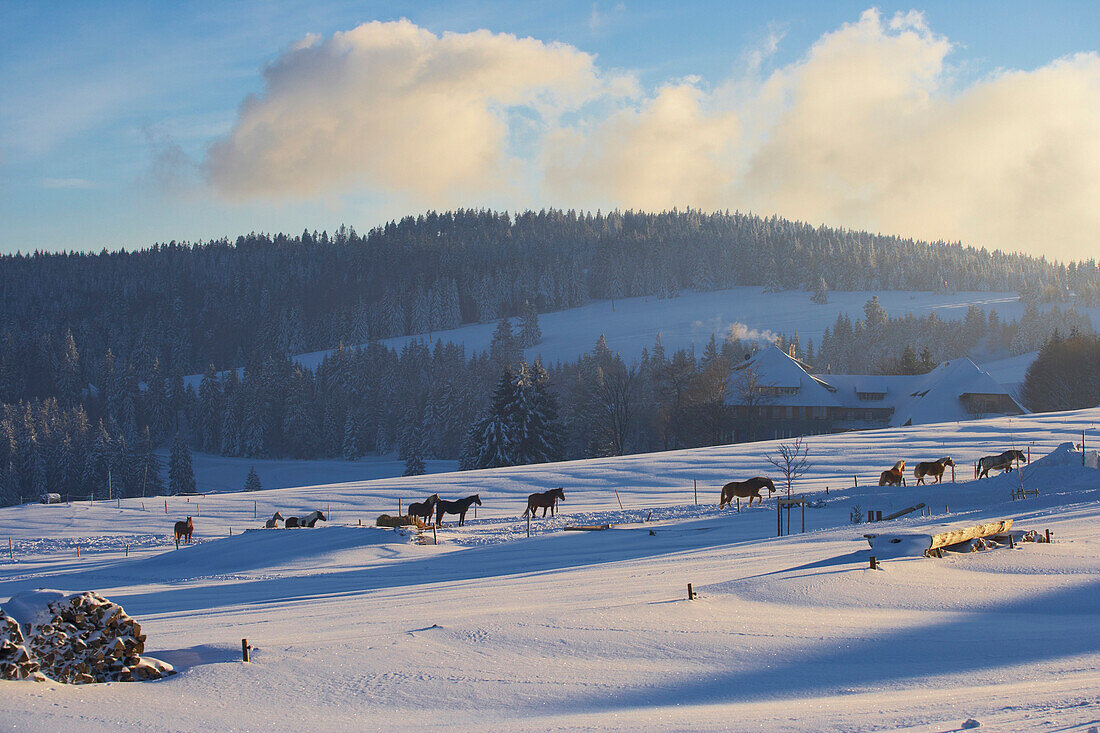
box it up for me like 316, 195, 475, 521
727, 345, 1026, 435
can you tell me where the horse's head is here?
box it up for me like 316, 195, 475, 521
428, 493, 440, 503
186, 516, 193, 525
942, 457, 955, 467
316, 511, 327, 521
1017, 450, 1029, 463
554, 487, 565, 501
472, 494, 482, 506
273, 512, 284, 520
761, 478, 777, 493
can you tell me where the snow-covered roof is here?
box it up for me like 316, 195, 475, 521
727, 346, 1027, 426
886, 358, 1026, 427
729, 346, 843, 407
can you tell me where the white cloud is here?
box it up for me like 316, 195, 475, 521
543, 82, 740, 211
205, 20, 626, 203
207, 11, 1100, 261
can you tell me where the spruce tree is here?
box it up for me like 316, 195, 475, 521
134, 426, 164, 496
244, 466, 262, 492
519, 301, 542, 348
168, 433, 195, 495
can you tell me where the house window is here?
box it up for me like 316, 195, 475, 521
857, 392, 886, 401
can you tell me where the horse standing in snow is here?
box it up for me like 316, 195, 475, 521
174, 516, 193, 544
265, 512, 285, 529
408, 494, 440, 524
879, 461, 906, 486
285, 510, 326, 528
524, 488, 565, 518
300, 510, 327, 527
914, 457, 955, 485
977, 450, 1027, 478
436, 495, 481, 527
719, 477, 776, 509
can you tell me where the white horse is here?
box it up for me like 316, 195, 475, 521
977, 450, 1027, 478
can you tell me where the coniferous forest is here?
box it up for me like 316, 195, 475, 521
1, 209, 1098, 504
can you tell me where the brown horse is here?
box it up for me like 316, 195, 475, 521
719, 477, 776, 509
174, 516, 193, 544
524, 488, 565, 518
265, 511, 284, 529
914, 457, 955, 485
879, 460, 906, 486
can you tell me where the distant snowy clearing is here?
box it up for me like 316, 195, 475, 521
1, 407, 1098, 730
184, 287, 1081, 390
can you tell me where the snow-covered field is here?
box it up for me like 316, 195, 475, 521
309, 287, 1039, 367
2, 407, 1099, 731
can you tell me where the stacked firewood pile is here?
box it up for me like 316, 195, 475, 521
2, 591, 175, 684
0, 611, 47, 681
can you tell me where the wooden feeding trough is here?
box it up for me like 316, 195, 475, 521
563, 524, 612, 532
925, 519, 1014, 557
866, 519, 1016, 559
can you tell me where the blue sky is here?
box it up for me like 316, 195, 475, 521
1, 1, 1097, 258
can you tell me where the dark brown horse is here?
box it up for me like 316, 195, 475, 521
719, 477, 776, 509
408, 494, 440, 523
436, 495, 481, 527
174, 516, 193, 544
524, 488, 565, 518
914, 457, 955, 485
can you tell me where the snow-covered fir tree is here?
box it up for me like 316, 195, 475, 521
461, 360, 564, 470
244, 466, 262, 492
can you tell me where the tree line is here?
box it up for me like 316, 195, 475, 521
5, 209, 1099, 412
2, 294, 1092, 505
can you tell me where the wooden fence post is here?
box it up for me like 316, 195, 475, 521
8, 538, 12, 562
526, 512, 531, 538
869, 556, 877, 570
693, 479, 698, 505
253, 500, 257, 520
854, 475, 858, 487
164, 499, 168, 514
614, 489, 624, 511
687, 583, 695, 600
241, 639, 250, 662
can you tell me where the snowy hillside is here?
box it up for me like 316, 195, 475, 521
186, 287, 1068, 388
1, 407, 1098, 730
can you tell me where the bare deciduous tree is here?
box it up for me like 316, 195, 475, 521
765, 435, 811, 498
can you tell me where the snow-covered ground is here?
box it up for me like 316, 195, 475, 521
2, 407, 1099, 730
